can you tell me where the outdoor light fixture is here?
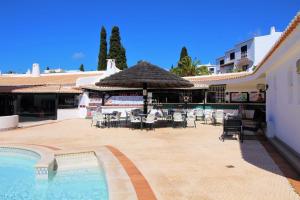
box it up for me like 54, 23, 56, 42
183, 95, 190, 103
256, 84, 266, 91
143, 89, 147, 96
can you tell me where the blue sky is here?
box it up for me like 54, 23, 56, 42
0, 0, 299, 73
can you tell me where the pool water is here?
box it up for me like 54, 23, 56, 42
0, 149, 108, 200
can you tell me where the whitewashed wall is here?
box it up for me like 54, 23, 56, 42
254, 32, 282, 66
265, 25, 300, 154
0, 115, 19, 131
78, 92, 90, 118
57, 109, 79, 120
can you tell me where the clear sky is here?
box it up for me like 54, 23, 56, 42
0, 0, 299, 73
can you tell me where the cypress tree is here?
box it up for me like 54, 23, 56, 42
120, 46, 127, 69
180, 46, 188, 61
98, 26, 107, 70
109, 26, 127, 70
178, 46, 189, 68
79, 64, 85, 71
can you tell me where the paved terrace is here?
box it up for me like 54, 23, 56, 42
0, 119, 299, 200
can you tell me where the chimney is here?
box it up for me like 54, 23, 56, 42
270, 26, 276, 35
31, 63, 40, 77
107, 59, 116, 69
26, 69, 31, 75
106, 59, 119, 75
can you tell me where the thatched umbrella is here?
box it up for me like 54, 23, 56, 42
96, 61, 193, 114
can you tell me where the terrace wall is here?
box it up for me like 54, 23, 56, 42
0, 115, 19, 131
57, 109, 79, 120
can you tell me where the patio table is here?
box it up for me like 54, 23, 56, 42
103, 113, 114, 127
137, 113, 147, 130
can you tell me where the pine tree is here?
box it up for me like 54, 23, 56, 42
98, 26, 107, 70
109, 26, 127, 70
79, 64, 85, 71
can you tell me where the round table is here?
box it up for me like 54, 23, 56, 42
137, 113, 147, 129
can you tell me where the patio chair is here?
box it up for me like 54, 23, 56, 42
173, 112, 185, 128
242, 110, 255, 120
162, 110, 172, 121
143, 114, 156, 130
110, 112, 121, 127
242, 109, 266, 137
212, 110, 224, 125
91, 112, 98, 127
129, 113, 140, 129
204, 110, 213, 124
195, 109, 204, 121
186, 112, 196, 128
220, 118, 243, 142
91, 112, 105, 128
225, 110, 239, 119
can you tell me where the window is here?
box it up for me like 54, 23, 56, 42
220, 59, 224, 65
230, 92, 248, 103
241, 45, 247, 58
297, 59, 300, 74
58, 94, 79, 108
207, 85, 226, 103
230, 52, 235, 60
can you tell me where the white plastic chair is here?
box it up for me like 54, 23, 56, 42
143, 114, 156, 130
91, 112, 105, 128
173, 112, 185, 128
204, 110, 213, 124
186, 113, 196, 128
129, 113, 140, 128
195, 109, 204, 121
212, 110, 224, 124
91, 112, 98, 127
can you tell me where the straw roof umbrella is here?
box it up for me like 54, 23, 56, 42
96, 61, 193, 113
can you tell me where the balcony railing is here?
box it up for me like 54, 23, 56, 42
241, 52, 247, 58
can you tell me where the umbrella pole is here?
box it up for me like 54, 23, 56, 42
143, 83, 148, 114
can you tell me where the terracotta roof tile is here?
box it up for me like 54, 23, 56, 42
0, 85, 82, 94
184, 72, 251, 83
0, 72, 103, 86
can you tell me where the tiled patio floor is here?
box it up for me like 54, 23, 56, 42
0, 119, 299, 200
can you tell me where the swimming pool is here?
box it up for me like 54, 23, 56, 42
0, 148, 108, 200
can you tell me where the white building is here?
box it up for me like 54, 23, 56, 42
263, 18, 300, 157
191, 13, 300, 170
198, 63, 219, 74
0, 59, 120, 121
216, 26, 282, 73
